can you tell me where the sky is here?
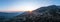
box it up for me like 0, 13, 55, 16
0, 0, 60, 12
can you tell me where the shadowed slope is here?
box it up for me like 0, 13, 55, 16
7, 5, 60, 22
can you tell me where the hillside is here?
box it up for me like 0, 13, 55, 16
6, 5, 60, 22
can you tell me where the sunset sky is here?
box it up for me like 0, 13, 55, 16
0, 0, 60, 12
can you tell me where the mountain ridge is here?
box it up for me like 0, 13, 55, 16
6, 5, 60, 22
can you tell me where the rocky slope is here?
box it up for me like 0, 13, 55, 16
6, 5, 60, 22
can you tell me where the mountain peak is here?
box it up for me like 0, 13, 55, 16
48, 5, 57, 7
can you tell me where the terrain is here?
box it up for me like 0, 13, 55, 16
0, 12, 24, 22
1, 5, 60, 22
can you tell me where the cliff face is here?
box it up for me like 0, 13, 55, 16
7, 5, 60, 22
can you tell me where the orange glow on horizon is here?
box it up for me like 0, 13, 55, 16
28, 10, 33, 13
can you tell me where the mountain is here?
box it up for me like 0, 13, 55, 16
0, 12, 24, 22
6, 5, 60, 22
0, 12, 24, 19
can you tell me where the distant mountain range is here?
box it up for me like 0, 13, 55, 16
2, 5, 60, 22
0, 12, 24, 18
0, 11, 24, 22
